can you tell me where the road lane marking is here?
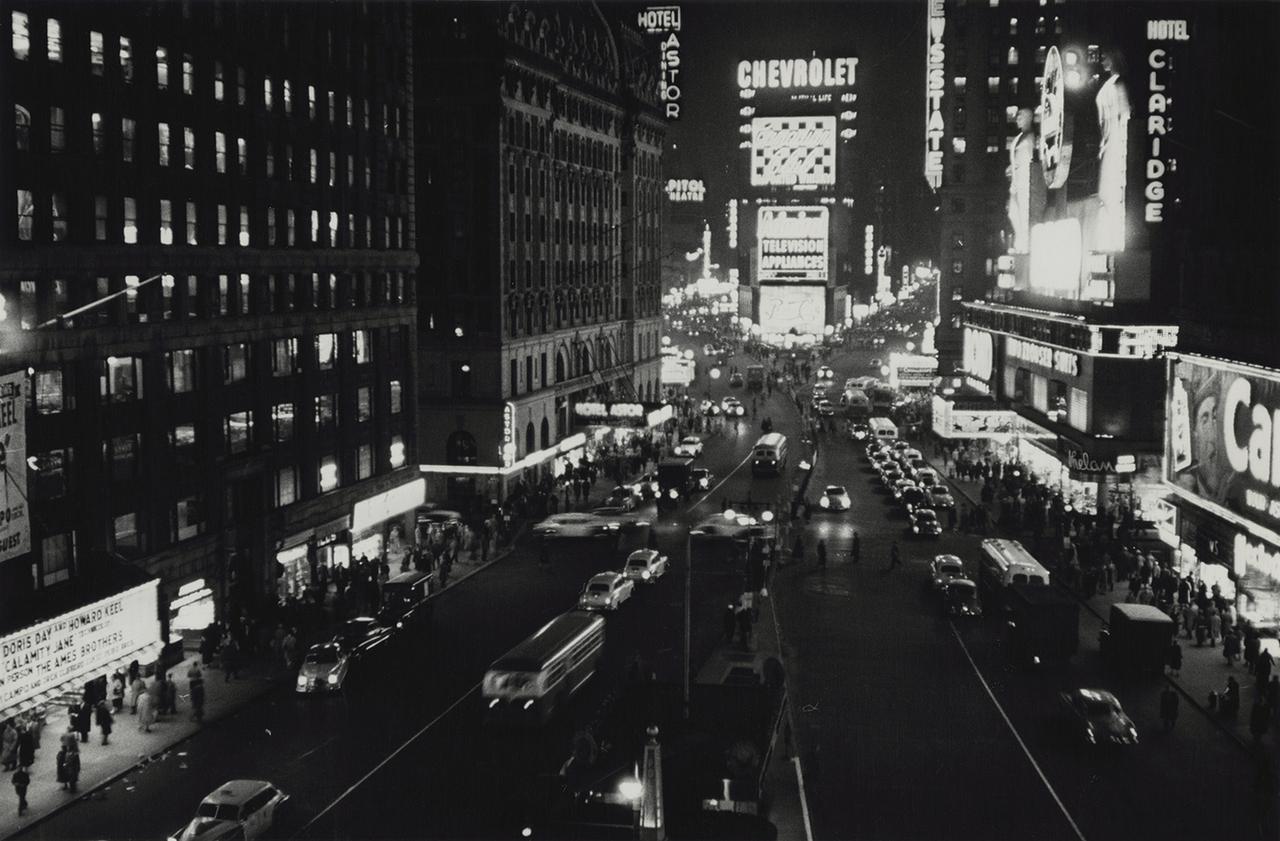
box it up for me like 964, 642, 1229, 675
947, 623, 1088, 841
693, 449, 753, 510
791, 756, 815, 841
295, 682, 481, 836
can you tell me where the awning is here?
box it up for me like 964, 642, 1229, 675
0, 640, 165, 722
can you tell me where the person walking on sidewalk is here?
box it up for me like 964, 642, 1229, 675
887, 542, 902, 570
1160, 686, 1179, 732
95, 700, 113, 745
1257, 649, 1275, 691
136, 682, 155, 733
75, 698, 91, 744
1224, 628, 1241, 666
16, 723, 34, 771
221, 635, 240, 682
12, 766, 29, 815
1166, 640, 1183, 678
1, 720, 16, 771
188, 663, 206, 724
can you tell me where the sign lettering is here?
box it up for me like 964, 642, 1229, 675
750, 117, 836, 188
1006, 336, 1080, 377
757, 207, 829, 282
736, 57, 858, 91
924, 0, 946, 189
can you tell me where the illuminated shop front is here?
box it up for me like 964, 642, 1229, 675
167, 578, 216, 646
349, 477, 426, 569
0, 580, 164, 721
573, 402, 674, 451
1164, 354, 1280, 631
274, 514, 350, 602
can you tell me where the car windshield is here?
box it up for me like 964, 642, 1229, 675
940, 563, 962, 576
1084, 699, 1117, 716
196, 803, 242, 821
949, 584, 976, 598
588, 583, 611, 593
826, 486, 845, 495
917, 510, 937, 521
305, 648, 339, 664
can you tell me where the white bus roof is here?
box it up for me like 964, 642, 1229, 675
868, 417, 897, 429
489, 610, 604, 673
754, 432, 787, 448
980, 539, 1050, 575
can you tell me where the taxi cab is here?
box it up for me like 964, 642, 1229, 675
170, 780, 289, 841
623, 549, 670, 583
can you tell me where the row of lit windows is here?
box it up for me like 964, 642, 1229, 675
14, 188, 407, 250
10, 12, 405, 139
0, 272, 409, 331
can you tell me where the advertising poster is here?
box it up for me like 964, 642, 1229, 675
750, 117, 836, 188
758, 285, 825, 335
757, 206, 829, 282
1167, 357, 1280, 536
0, 371, 28, 564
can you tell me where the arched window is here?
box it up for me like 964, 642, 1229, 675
555, 349, 566, 382
14, 105, 31, 151
540, 417, 550, 449
445, 430, 478, 465
525, 421, 535, 455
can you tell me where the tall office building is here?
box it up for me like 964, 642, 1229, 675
414, 2, 665, 508
0, 0, 420, 673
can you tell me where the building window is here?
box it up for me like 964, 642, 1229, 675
182, 54, 194, 95
215, 132, 226, 172
11, 11, 29, 60
318, 455, 339, 492
185, 274, 199, 316
353, 329, 371, 364
283, 79, 292, 114
107, 434, 139, 481
34, 369, 72, 413
156, 46, 169, 89
225, 410, 252, 454
217, 205, 227, 245
165, 348, 197, 392
15, 189, 33, 240
315, 393, 337, 431
50, 193, 66, 241
1007, 47, 1019, 66
30, 448, 71, 500
185, 201, 197, 245
271, 337, 297, 376
389, 435, 405, 469
356, 444, 373, 480
173, 496, 203, 542
171, 423, 197, 467
40, 534, 74, 586
307, 84, 316, 119
90, 30, 104, 74
159, 199, 173, 244
119, 36, 132, 81
112, 512, 140, 556
183, 127, 194, 169
275, 466, 297, 507
157, 122, 170, 165
952, 137, 967, 155
14, 104, 31, 150
354, 386, 372, 423
316, 333, 338, 369
1069, 386, 1089, 431
389, 380, 402, 414
46, 17, 61, 62
272, 402, 294, 442
309, 148, 317, 183
263, 76, 273, 111
236, 67, 246, 104
214, 60, 224, 100
48, 106, 65, 151
224, 343, 249, 382
987, 76, 1000, 95
236, 137, 247, 175
239, 206, 249, 247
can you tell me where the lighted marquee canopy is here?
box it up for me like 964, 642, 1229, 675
757, 206, 829, 282
750, 117, 836, 188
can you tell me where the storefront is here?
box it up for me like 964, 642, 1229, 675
350, 477, 426, 569
274, 514, 351, 602
0, 580, 164, 721
572, 402, 674, 480
167, 577, 216, 646
1164, 353, 1280, 631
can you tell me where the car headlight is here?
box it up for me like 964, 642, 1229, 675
642, 570, 651, 580
297, 676, 308, 688
913, 526, 920, 533
819, 497, 830, 508
327, 673, 339, 685
668, 489, 678, 499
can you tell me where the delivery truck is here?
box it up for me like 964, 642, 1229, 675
1005, 583, 1079, 665
1098, 603, 1175, 674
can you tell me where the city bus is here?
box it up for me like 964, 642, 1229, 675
977, 539, 1052, 609
482, 610, 605, 723
751, 432, 788, 477
746, 365, 766, 391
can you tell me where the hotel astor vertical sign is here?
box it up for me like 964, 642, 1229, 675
639, 7, 683, 120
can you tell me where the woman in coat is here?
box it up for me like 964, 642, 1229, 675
1, 721, 17, 771
16, 722, 35, 769
64, 747, 80, 793
95, 700, 114, 745
127, 675, 145, 714
136, 681, 155, 733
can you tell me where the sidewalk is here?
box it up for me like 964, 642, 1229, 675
923, 445, 1275, 755
1, 656, 277, 841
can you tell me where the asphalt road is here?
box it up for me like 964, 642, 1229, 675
774, 337, 1262, 841
15, 346, 796, 841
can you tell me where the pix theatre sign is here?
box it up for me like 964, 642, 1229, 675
924, 0, 946, 190
757, 206, 829, 282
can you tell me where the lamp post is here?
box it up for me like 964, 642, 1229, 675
683, 526, 693, 720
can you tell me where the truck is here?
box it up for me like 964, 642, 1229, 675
1004, 583, 1079, 665
657, 456, 696, 511
746, 364, 765, 391
1098, 603, 1175, 674
841, 387, 871, 419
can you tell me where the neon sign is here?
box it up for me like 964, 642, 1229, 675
502, 402, 516, 467
736, 57, 858, 91
924, 0, 946, 190
1039, 47, 1072, 189
665, 178, 705, 202
750, 117, 836, 188
1145, 20, 1188, 223
757, 207, 828, 282
637, 6, 681, 34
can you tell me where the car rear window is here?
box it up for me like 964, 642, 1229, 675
1028, 575, 1046, 585
589, 583, 610, 593
197, 803, 242, 821
1012, 573, 1027, 584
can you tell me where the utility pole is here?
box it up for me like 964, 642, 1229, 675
682, 529, 691, 720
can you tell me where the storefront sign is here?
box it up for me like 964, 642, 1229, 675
1234, 533, 1280, 587
1006, 336, 1080, 377
1167, 356, 1280, 537
737, 57, 858, 91
923, 0, 946, 190
647, 405, 674, 427
0, 371, 29, 564
502, 402, 516, 467
665, 178, 705, 202
0, 580, 161, 709
888, 353, 938, 389
757, 206, 829, 280
574, 402, 646, 422
863, 225, 874, 276
351, 477, 426, 534
750, 118, 836, 188
1145, 21, 1188, 223
660, 32, 682, 119
1062, 446, 1118, 475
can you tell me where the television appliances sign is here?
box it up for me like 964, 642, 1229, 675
757, 207, 828, 282
750, 117, 836, 188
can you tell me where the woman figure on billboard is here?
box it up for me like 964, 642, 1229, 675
1095, 50, 1131, 252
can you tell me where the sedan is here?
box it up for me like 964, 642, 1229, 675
865, 441, 888, 460
720, 397, 746, 416
690, 467, 714, 490
819, 485, 851, 512
925, 487, 956, 511
869, 357, 883, 369
700, 399, 722, 417
943, 579, 983, 618
879, 466, 904, 487
908, 508, 943, 537
578, 572, 635, 611
690, 514, 756, 542
900, 486, 926, 513
816, 365, 835, 380
915, 468, 939, 489
296, 643, 350, 694
891, 478, 918, 501
170, 780, 289, 841
928, 554, 966, 592
332, 617, 393, 656
533, 512, 618, 539
623, 549, 669, 583
635, 473, 660, 497
850, 422, 870, 441
673, 435, 704, 457
815, 400, 836, 418
728, 372, 745, 388
1059, 688, 1138, 746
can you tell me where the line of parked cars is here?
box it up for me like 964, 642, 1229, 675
864, 439, 955, 538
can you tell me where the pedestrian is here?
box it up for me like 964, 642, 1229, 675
222, 636, 240, 682
851, 532, 861, 564
63, 746, 80, 793
111, 672, 125, 712
1208, 607, 1222, 647
817, 539, 827, 571
1249, 699, 1270, 743
16, 723, 34, 771
12, 766, 29, 815
75, 699, 91, 743
56, 746, 68, 790
188, 662, 206, 724
1257, 648, 1274, 691
1266, 675, 1279, 711
164, 673, 178, 716
153, 673, 169, 719
1, 720, 16, 771
1166, 640, 1183, 678
1160, 685, 1179, 732
723, 604, 737, 642
1224, 629, 1241, 667
136, 682, 155, 733
91, 699, 112, 746
887, 542, 901, 570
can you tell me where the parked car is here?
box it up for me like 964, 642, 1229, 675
673, 435, 704, 457
331, 617, 393, 656
170, 780, 289, 841
943, 579, 983, 617
819, 485, 851, 512
578, 572, 635, 611
925, 487, 956, 511
928, 554, 966, 592
1059, 688, 1138, 746
623, 549, 669, 583
908, 508, 943, 537
728, 372, 745, 388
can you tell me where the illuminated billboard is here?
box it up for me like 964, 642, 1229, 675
665, 178, 705, 202
736, 57, 857, 91
759, 285, 825, 336
750, 117, 836, 188
757, 206, 829, 282
923, 0, 945, 190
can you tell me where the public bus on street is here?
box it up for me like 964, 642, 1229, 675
751, 432, 788, 477
482, 610, 605, 723
746, 364, 766, 391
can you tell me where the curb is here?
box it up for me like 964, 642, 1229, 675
926, 451, 1259, 756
